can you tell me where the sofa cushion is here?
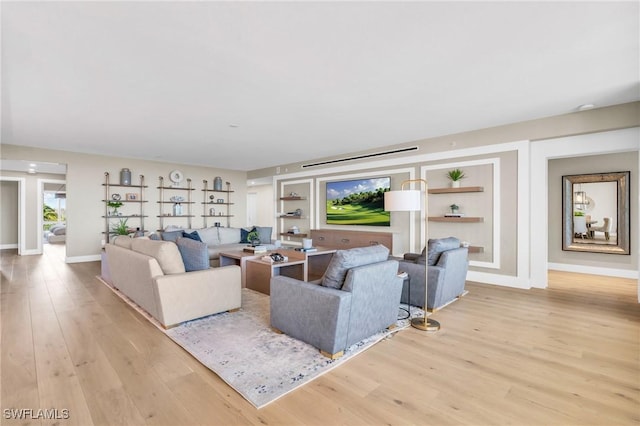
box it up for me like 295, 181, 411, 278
197, 227, 221, 246
161, 230, 183, 242
131, 238, 186, 275
420, 237, 460, 265
175, 237, 209, 272
112, 235, 133, 249
149, 233, 161, 241
218, 227, 241, 244
182, 230, 202, 242
322, 245, 390, 289
255, 226, 272, 244
50, 225, 66, 235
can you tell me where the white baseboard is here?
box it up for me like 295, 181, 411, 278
548, 263, 639, 279
466, 271, 530, 289
0, 243, 18, 249
21, 249, 42, 255
66, 254, 101, 264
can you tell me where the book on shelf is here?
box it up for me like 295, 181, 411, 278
444, 213, 466, 217
243, 246, 267, 253
294, 247, 317, 252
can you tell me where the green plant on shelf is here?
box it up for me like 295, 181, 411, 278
446, 168, 466, 182
110, 218, 130, 236
107, 201, 123, 216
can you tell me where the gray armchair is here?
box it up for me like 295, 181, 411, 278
270, 245, 402, 359
398, 237, 468, 311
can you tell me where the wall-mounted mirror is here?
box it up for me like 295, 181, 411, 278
562, 171, 630, 254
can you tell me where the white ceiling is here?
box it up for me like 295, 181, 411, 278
2, 1, 638, 172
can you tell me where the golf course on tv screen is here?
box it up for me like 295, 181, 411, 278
326, 177, 391, 226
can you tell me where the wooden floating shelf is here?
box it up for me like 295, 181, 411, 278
279, 215, 305, 219
102, 215, 148, 219
280, 196, 307, 201
467, 246, 484, 253
157, 201, 195, 204
201, 215, 233, 218
202, 189, 234, 193
157, 215, 195, 218
428, 216, 484, 223
201, 202, 234, 205
428, 186, 484, 194
102, 200, 148, 203
156, 186, 195, 190
280, 233, 308, 238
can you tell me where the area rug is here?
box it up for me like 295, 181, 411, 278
97, 277, 426, 408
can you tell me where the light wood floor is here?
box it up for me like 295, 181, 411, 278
2, 244, 639, 425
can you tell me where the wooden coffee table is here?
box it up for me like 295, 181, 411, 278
219, 250, 267, 288
221, 247, 336, 294
246, 254, 307, 295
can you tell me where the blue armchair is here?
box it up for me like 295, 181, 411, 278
398, 237, 468, 311
270, 245, 403, 359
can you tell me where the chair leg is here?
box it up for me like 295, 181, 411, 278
605, 232, 610, 241
320, 350, 344, 360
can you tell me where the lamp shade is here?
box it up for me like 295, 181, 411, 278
384, 190, 421, 212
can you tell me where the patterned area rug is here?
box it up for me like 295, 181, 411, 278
166, 289, 429, 408
98, 277, 425, 409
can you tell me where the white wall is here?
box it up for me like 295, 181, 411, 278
0, 180, 19, 247
532, 127, 640, 288
1, 145, 248, 262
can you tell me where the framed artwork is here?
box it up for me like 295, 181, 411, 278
125, 193, 139, 201
326, 177, 391, 226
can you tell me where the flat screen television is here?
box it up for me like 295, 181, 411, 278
326, 177, 391, 226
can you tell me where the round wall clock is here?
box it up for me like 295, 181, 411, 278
169, 170, 184, 184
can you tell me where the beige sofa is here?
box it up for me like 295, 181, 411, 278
104, 236, 241, 328
152, 226, 275, 266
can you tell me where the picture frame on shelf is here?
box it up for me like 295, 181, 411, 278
125, 193, 138, 201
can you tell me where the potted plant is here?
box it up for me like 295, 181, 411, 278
110, 218, 130, 236
449, 204, 460, 214
247, 229, 261, 246
446, 168, 466, 188
107, 200, 123, 216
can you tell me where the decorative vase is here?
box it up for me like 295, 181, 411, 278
451, 180, 460, 188
120, 168, 131, 185
213, 176, 223, 191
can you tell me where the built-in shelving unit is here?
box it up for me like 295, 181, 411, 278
201, 180, 234, 228
428, 186, 484, 194
279, 192, 310, 240
429, 185, 486, 252
102, 172, 148, 243
428, 216, 484, 223
157, 176, 196, 231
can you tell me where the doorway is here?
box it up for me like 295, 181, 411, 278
38, 178, 66, 254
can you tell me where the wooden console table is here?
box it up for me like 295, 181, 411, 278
310, 229, 393, 251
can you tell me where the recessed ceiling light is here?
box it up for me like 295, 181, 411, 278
27, 168, 36, 174
577, 104, 595, 111
29, 163, 37, 167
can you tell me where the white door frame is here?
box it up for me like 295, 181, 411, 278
37, 178, 66, 254
0, 176, 26, 255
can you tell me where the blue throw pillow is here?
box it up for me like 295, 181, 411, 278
175, 237, 209, 272
161, 230, 183, 242
182, 230, 202, 242
255, 226, 272, 244
240, 227, 254, 244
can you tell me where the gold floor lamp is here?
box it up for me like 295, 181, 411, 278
384, 179, 440, 332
